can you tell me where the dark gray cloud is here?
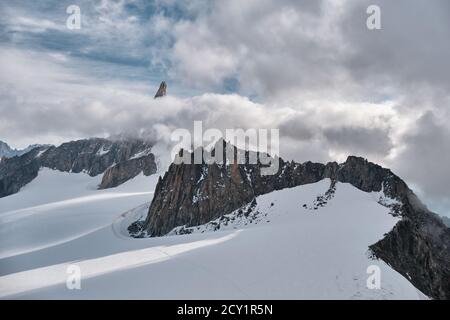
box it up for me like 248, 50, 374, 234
390, 112, 450, 213
324, 127, 393, 157
279, 116, 316, 141
341, 0, 450, 93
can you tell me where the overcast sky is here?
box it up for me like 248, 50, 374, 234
0, 0, 449, 216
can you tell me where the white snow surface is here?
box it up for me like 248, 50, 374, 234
0, 169, 427, 299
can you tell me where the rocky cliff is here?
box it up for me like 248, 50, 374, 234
0, 140, 45, 158
442, 216, 450, 228
142, 144, 256, 237
0, 146, 47, 197
98, 152, 156, 189
0, 138, 157, 197
138, 141, 405, 237
133, 140, 450, 299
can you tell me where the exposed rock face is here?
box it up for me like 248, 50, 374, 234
0, 146, 46, 197
141, 141, 335, 237
136, 141, 450, 300
154, 81, 167, 98
442, 216, 450, 228
143, 148, 256, 237
371, 214, 450, 300
40, 138, 153, 176
0, 140, 44, 158
0, 138, 157, 197
99, 153, 157, 189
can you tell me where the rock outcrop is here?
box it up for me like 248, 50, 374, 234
0, 141, 16, 159
143, 146, 256, 237
134, 140, 450, 300
0, 138, 157, 197
40, 138, 153, 176
154, 81, 167, 98
0, 146, 47, 197
441, 216, 450, 228
370, 214, 450, 300
0, 140, 44, 158
98, 153, 157, 189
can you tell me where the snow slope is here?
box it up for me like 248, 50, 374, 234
0, 168, 158, 260
0, 170, 426, 299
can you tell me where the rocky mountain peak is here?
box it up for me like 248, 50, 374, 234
137, 141, 412, 238
0, 140, 44, 158
154, 81, 167, 98
0, 141, 12, 157
0, 137, 158, 197
130, 140, 450, 300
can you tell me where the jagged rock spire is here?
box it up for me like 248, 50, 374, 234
154, 81, 167, 98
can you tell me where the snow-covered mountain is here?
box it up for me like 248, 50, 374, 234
132, 140, 450, 300
0, 137, 157, 198
0, 141, 43, 159
0, 138, 448, 300
0, 167, 426, 299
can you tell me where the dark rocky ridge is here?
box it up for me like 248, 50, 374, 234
136, 140, 450, 300
140, 141, 408, 237
41, 138, 152, 176
0, 146, 45, 197
0, 140, 47, 158
99, 153, 157, 189
0, 138, 157, 197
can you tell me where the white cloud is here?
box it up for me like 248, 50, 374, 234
0, 45, 402, 165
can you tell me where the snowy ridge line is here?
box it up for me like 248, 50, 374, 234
155, 179, 404, 237
168, 179, 338, 236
